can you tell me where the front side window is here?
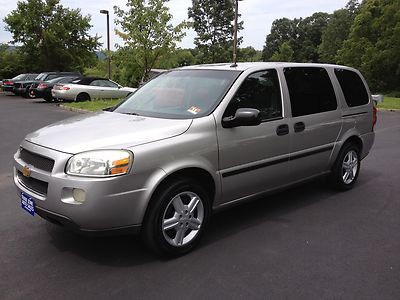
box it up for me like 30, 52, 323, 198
224, 69, 282, 121
114, 69, 240, 119
335, 69, 369, 107
103, 80, 118, 88
284, 67, 337, 117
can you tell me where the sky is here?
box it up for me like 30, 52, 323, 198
0, 0, 349, 50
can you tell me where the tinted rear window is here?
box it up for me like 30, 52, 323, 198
284, 67, 337, 117
335, 69, 369, 107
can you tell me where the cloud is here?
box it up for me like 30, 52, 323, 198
0, 0, 349, 50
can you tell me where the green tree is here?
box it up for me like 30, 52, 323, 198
337, 0, 400, 92
188, 0, 243, 63
237, 46, 262, 62
4, 0, 99, 72
270, 42, 294, 62
0, 45, 27, 79
261, 18, 299, 61
155, 49, 196, 69
319, 0, 361, 63
262, 12, 329, 62
114, 0, 187, 82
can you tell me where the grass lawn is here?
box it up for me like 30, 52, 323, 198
63, 99, 123, 111
62, 96, 400, 112
377, 97, 400, 110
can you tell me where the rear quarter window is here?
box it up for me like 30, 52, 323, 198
334, 69, 369, 107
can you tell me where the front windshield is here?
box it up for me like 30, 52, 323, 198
12, 74, 26, 80
114, 69, 240, 119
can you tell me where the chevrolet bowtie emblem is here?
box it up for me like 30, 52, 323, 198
22, 166, 31, 177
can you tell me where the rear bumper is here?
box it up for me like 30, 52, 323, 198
2, 86, 14, 92
52, 90, 76, 101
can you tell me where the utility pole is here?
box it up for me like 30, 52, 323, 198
232, 0, 241, 67
100, 10, 111, 79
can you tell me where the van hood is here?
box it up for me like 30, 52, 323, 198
25, 111, 192, 154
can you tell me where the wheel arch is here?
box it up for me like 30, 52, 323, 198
330, 133, 364, 168
75, 92, 91, 102
142, 167, 217, 224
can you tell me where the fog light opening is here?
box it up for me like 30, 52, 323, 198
72, 188, 86, 203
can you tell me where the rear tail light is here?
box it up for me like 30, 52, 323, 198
373, 106, 377, 130
3, 81, 13, 85
62, 86, 70, 90
38, 83, 48, 89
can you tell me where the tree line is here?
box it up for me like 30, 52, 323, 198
1, 0, 398, 93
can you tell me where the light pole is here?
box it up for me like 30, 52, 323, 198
100, 9, 111, 79
232, 0, 242, 67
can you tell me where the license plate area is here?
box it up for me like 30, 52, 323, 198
21, 192, 35, 216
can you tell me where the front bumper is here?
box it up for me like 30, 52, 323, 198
14, 141, 149, 233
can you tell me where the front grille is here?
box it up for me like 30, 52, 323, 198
17, 171, 48, 196
20, 148, 54, 172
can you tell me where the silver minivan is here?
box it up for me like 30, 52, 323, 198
14, 63, 376, 256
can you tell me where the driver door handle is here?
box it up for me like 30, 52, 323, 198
276, 124, 289, 136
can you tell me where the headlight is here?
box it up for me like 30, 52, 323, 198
66, 150, 133, 177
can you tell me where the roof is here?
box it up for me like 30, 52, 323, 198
73, 77, 107, 85
180, 62, 355, 72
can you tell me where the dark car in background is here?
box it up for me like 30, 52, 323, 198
2, 74, 38, 92
29, 76, 81, 101
13, 71, 81, 98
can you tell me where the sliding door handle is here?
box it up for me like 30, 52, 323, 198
294, 122, 305, 133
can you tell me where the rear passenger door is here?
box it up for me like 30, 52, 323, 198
283, 67, 342, 182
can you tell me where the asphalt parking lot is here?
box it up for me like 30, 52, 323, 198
1, 93, 399, 299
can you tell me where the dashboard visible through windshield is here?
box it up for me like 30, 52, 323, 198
114, 69, 241, 119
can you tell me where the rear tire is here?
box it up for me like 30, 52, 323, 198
329, 143, 361, 190
142, 178, 211, 257
75, 93, 90, 102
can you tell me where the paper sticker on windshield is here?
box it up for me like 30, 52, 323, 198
187, 106, 201, 115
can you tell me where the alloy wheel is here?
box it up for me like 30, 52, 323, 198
162, 191, 204, 247
342, 150, 358, 184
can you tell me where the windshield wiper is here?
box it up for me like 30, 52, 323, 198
122, 112, 140, 116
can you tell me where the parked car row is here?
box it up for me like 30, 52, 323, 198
1, 71, 136, 102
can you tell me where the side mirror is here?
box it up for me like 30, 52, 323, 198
222, 108, 262, 128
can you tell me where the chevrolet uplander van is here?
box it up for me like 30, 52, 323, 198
14, 63, 376, 256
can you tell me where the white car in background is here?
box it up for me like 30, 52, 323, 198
52, 77, 136, 102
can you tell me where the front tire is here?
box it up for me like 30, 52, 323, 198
329, 143, 361, 190
142, 178, 211, 257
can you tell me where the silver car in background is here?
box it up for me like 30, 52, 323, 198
14, 62, 376, 256
52, 77, 137, 101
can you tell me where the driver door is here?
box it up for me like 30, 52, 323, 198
215, 69, 291, 205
